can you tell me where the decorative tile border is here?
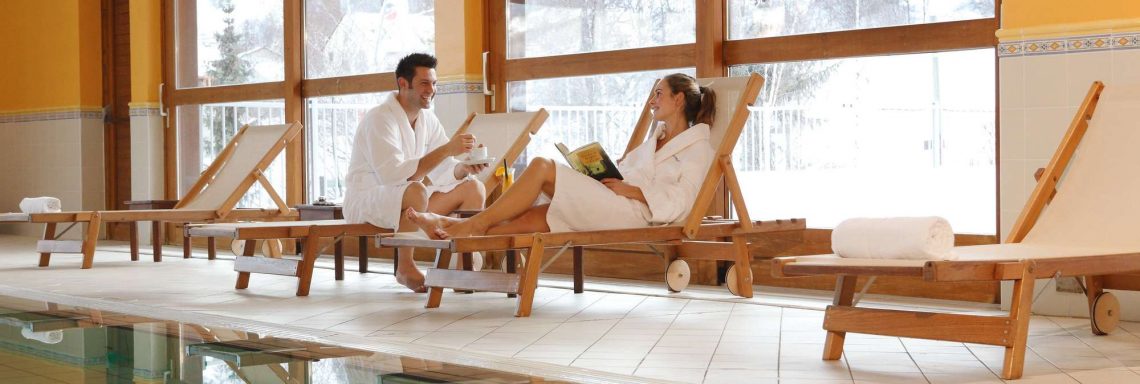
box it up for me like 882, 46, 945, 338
129, 106, 162, 117
0, 109, 104, 124
437, 81, 485, 95
1000, 32, 1140, 57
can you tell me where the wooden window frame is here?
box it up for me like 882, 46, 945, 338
488, 0, 1000, 224
160, 0, 400, 204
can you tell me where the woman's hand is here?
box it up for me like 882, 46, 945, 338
601, 178, 646, 204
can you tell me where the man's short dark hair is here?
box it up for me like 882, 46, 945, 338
395, 53, 437, 85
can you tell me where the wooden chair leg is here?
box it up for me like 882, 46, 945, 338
573, 246, 584, 294
80, 213, 102, 269
515, 235, 545, 317
129, 222, 139, 261
506, 250, 518, 298
235, 239, 257, 289
732, 235, 754, 298
182, 222, 191, 259
151, 221, 163, 262
823, 275, 857, 360
358, 237, 368, 273
38, 223, 57, 267
334, 238, 344, 281
426, 249, 451, 309
207, 237, 216, 260
296, 234, 321, 296
1001, 264, 1035, 380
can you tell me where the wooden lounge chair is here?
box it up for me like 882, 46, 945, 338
0, 122, 303, 269
381, 73, 806, 317
768, 82, 1135, 380
185, 110, 549, 296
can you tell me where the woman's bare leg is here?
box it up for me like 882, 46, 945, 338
413, 158, 558, 238
485, 205, 552, 235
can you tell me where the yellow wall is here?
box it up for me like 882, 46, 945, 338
434, 0, 484, 82
0, 0, 102, 112
1002, 0, 1140, 30
78, 0, 102, 108
130, 0, 162, 106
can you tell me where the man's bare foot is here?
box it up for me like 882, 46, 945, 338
404, 208, 463, 240
394, 269, 427, 293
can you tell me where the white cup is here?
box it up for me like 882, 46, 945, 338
470, 146, 488, 160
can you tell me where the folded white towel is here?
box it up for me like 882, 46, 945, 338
831, 217, 956, 260
19, 197, 61, 214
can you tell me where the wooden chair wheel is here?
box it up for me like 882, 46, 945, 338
726, 264, 751, 296
230, 239, 247, 256
666, 260, 690, 292
1091, 291, 1120, 335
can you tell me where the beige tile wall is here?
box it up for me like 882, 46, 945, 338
0, 117, 104, 238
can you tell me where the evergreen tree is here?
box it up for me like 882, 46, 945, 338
203, 0, 252, 157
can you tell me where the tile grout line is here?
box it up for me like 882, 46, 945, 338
567, 293, 649, 370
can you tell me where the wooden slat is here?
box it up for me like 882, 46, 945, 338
1102, 273, 1140, 291
386, 219, 805, 253
677, 241, 735, 261
504, 44, 696, 82
94, 208, 296, 222
778, 259, 925, 278
172, 82, 283, 105
300, 73, 397, 97
234, 256, 300, 277
423, 269, 519, 294
824, 305, 1014, 346
1006, 81, 1104, 243
724, 19, 997, 65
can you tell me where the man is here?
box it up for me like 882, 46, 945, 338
344, 53, 487, 292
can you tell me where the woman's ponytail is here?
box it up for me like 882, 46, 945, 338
664, 74, 717, 127
693, 85, 716, 126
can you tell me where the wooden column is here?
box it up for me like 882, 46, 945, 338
283, 0, 304, 205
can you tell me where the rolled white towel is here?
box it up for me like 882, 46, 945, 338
21, 327, 63, 344
831, 216, 956, 260
19, 197, 62, 214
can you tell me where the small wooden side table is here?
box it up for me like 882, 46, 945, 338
295, 204, 370, 280
124, 200, 178, 262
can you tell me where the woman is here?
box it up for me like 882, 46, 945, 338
408, 73, 716, 238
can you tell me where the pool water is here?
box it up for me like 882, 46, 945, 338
0, 296, 567, 384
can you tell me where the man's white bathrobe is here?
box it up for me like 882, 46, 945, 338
546, 123, 714, 232
344, 94, 462, 229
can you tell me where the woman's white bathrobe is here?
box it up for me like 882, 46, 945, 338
546, 123, 714, 232
344, 94, 462, 229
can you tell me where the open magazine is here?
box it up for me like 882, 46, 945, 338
555, 142, 623, 181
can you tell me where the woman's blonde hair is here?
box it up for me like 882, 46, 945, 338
663, 73, 716, 126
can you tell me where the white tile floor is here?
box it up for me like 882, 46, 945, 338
0, 234, 1139, 383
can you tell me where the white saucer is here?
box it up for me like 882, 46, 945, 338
460, 156, 496, 166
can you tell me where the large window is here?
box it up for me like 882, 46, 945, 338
177, 0, 284, 88
305, 0, 435, 78
507, 1, 694, 58
305, 93, 389, 202
164, 0, 432, 205
510, 69, 693, 162
729, 0, 994, 39
730, 49, 996, 233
